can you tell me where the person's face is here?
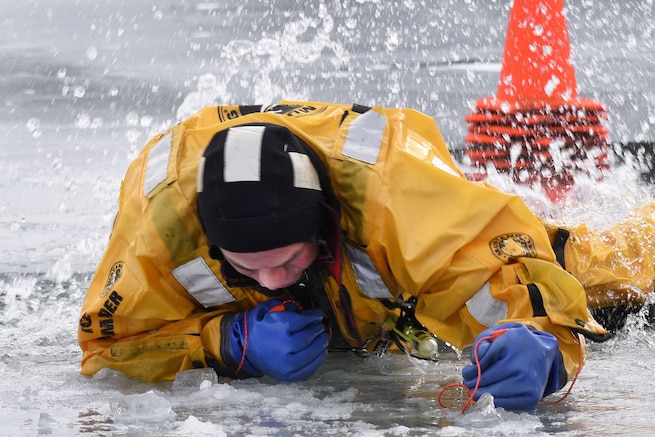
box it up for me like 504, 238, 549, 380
220, 242, 320, 290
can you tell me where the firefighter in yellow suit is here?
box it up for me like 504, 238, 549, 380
78, 101, 652, 411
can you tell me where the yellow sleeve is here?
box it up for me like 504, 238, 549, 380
562, 203, 655, 309
77, 185, 258, 381
77, 214, 217, 380
493, 257, 603, 381
76, 167, 235, 380
77, 106, 267, 381
329, 106, 607, 383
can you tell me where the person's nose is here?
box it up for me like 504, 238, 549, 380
256, 267, 290, 290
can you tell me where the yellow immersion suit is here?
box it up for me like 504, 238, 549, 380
78, 101, 650, 386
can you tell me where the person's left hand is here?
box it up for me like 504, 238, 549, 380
461, 322, 561, 411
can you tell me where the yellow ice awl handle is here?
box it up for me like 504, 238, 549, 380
385, 315, 439, 359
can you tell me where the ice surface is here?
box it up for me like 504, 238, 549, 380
109, 390, 177, 423
172, 368, 219, 390
2, 0, 655, 435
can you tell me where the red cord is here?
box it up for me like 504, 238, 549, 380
540, 332, 583, 405
234, 309, 249, 377
269, 299, 304, 313
234, 300, 303, 377
437, 330, 584, 413
438, 332, 497, 413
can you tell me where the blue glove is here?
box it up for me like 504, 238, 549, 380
462, 322, 561, 411
230, 299, 330, 382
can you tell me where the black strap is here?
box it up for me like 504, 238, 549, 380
527, 283, 547, 317
352, 103, 371, 114
552, 228, 570, 270
239, 105, 265, 115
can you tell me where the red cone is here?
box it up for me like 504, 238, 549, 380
463, 0, 610, 202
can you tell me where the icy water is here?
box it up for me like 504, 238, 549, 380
2, 0, 655, 435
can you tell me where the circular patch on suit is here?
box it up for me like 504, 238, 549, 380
489, 233, 537, 262
100, 261, 124, 298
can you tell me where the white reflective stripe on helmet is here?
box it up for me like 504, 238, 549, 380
223, 125, 265, 183
173, 257, 235, 307
288, 151, 321, 190
217, 125, 322, 191
346, 244, 393, 299
465, 282, 508, 327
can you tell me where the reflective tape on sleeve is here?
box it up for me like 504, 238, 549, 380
465, 282, 508, 327
172, 257, 235, 307
144, 131, 173, 197
342, 110, 386, 164
346, 245, 393, 299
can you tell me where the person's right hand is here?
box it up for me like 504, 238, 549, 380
230, 299, 330, 381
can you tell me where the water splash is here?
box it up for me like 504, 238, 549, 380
177, 4, 350, 117
483, 160, 654, 229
